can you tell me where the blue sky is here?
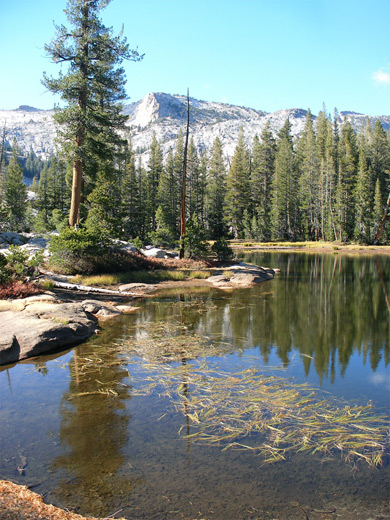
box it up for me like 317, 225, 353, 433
1, 0, 389, 115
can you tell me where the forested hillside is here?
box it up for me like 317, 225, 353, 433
1, 110, 389, 245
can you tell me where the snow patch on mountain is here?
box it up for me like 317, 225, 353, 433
1, 93, 389, 163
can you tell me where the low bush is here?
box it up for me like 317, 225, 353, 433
49, 227, 167, 275
0, 281, 42, 299
211, 237, 234, 261
0, 247, 43, 285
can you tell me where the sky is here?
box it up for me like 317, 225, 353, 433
0, 0, 389, 115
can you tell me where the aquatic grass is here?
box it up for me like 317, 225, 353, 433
46, 318, 390, 468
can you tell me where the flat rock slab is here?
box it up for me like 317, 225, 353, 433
0, 294, 140, 366
208, 264, 275, 287
0, 308, 97, 366
118, 282, 157, 293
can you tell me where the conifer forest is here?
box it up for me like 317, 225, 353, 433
0, 0, 389, 247
1, 113, 389, 247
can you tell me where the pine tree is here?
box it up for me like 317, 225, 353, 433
205, 137, 227, 239
367, 120, 390, 207
354, 147, 372, 243
322, 126, 338, 240
335, 120, 358, 241
187, 138, 199, 219
271, 119, 298, 240
250, 123, 275, 241
3, 147, 28, 231
372, 178, 383, 240
297, 110, 320, 239
121, 139, 142, 239
86, 161, 124, 238
43, 0, 142, 227
225, 127, 251, 238
146, 133, 164, 231
36, 164, 51, 226
158, 137, 182, 235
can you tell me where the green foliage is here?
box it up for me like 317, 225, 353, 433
271, 119, 299, 240
43, 0, 143, 226
49, 227, 110, 273
148, 206, 178, 248
51, 209, 69, 232
184, 213, 209, 259
224, 127, 251, 238
0, 246, 43, 285
3, 147, 28, 232
48, 226, 156, 274
211, 237, 234, 261
131, 236, 144, 250
206, 137, 227, 239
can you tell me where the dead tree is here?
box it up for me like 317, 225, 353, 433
373, 191, 390, 245
179, 89, 190, 259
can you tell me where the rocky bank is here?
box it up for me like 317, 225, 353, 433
0, 292, 140, 366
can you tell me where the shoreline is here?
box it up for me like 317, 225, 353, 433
230, 242, 390, 255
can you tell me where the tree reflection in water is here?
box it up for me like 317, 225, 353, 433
146, 253, 389, 382
51, 342, 143, 517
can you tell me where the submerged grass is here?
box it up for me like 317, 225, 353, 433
54, 316, 390, 469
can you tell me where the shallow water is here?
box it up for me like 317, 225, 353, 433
0, 253, 389, 520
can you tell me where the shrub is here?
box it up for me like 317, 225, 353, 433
49, 227, 164, 275
184, 214, 209, 259
0, 281, 42, 299
49, 227, 110, 274
0, 247, 43, 285
211, 237, 234, 262
131, 236, 144, 250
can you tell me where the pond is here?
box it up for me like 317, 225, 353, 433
0, 252, 389, 520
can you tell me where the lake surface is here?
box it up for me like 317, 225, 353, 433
1, 252, 389, 520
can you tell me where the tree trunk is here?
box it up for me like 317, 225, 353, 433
68, 0, 89, 228
179, 89, 190, 259
69, 157, 83, 227
373, 191, 390, 245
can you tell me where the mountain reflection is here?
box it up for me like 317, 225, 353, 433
136, 253, 389, 381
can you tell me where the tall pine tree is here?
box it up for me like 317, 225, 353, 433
271, 119, 298, 240
43, 0, 142, 226
225, 127, 251, 238
205, 137, 227, 238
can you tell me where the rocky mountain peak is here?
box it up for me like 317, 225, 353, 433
1, 93, 389, 162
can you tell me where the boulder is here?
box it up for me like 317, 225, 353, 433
0, 307, 97, 366
81, 299, 124, 319
208, 264, 275, 288
118, 282, 156, 293
0, 232, 28, 246
141, 247, 167, 258
115, 305, 140, 313
207, 274, 231, 286
110, 239, 137, 253
229, 272, 271, 285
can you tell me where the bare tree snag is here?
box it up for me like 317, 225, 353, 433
179, 89, 190, 259
373, 191, 390, 245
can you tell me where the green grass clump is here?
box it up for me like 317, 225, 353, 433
39, 279, 55, 291
187, 270, 212, 279
70, 274, 121, 286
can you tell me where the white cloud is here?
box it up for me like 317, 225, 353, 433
372, 67, 390, 86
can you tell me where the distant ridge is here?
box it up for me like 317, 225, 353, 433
1, 93, 389, 160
